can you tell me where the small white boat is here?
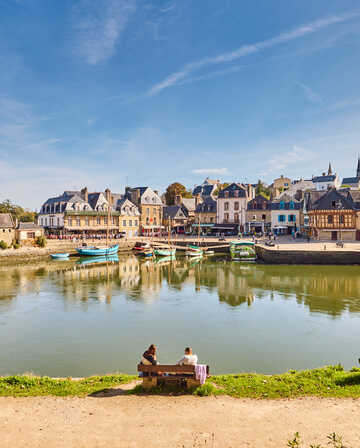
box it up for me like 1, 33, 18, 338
51, 253, 70, 259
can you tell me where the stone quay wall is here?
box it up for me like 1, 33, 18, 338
255, 245, 360, 265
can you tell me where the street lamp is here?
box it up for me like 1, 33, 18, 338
335, 199, 343, 243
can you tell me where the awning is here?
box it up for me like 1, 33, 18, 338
273, 226, 288, 229
142, 225, 165, 229
212, 223, 239, 230
192, 223, 215, 227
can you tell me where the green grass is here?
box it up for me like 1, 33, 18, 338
0, 374, 136, 397
1, 366, 360, 398
210, 365, 360, 399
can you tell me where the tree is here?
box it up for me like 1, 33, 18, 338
0, 200, 37, 223
255, 180, 271, 199
165, 183, 192, 205
213, 183, 230, 197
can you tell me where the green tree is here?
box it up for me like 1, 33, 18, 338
165, 183, 192, 205
0, 200, 37, 223
255, 180, 271, 199
213, 183, 230, 197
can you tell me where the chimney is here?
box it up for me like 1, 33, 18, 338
322, 172, 326, 176
154, 190, 158, 196
105, 188, 111, 205
81, 187, 88, 202
175, 194, 182, 206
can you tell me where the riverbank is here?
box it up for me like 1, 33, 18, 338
1, 366, 360, 398
1, 395, 359, 448
0, 239, 135, 262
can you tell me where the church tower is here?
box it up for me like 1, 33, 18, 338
328, 162, 333, 176
357, 155, 360, 178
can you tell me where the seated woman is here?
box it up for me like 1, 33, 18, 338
140, 344, 158, 376
177, 347, 198, 366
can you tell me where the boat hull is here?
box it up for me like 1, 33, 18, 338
50, 253, 70, 259
230, 241, 256, 262
76, 244, 119, 256
154, 249, 176, 257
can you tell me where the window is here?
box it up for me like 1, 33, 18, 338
85, 218, 89, 226
289, 201, 294, 210
288, 215, 296, 222
224, 191, 229, 198
234, 213, 239, 223
104, 217, 108, 225
278, 215, 285, 222
146, 217, 149, 225
76, 219, 80, 226
210, 217, 214, 223
129, 220, 132, 227
147, 208, 150, 216
123, 220, 127, 226
262, 214, 266, 220
224, 202, 229, 211
135, 220, 138, 226
340, 215, 344, 224
234, 191, 239, 198
57, 217, 60, 226
327, 215, 333, 224
68, 219, 72, 226
280, 201, 285, 210
153, 217, 157, 225
97, 217, 100, 225
234, 202, 239, 211
332, 200, 336, 208
27, 232, 35, 239
224, 213, 229, 222
253, 215, 257, 220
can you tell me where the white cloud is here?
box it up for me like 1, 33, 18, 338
297, 82, 322, 103
192, 168, 229, 175
260, 145, 316, 176
148, 10, 359, 96
73, 0, 136, 65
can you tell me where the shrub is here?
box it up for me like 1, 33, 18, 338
12, 240, 20, 249
35, 235, 47, 248
0, 240, 7, 250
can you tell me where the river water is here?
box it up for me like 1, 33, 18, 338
0, 255, 359, 376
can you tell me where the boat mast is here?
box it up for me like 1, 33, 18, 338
106, 189, 111, 247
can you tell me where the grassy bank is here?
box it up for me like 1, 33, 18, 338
1, 365, 360, 398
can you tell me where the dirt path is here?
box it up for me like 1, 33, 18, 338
1, 391, 359, 448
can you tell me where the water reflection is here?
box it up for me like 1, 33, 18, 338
1, 257, 360, 317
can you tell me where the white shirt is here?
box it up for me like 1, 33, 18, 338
177, 354, 198, 366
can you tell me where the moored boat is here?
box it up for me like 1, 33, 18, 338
229, 241, 256, 262
76, 244, 119, 257
185, 244, 203, 257
133, 241, 151, 252
154, 248, 176, 257
50, 253, 70, 259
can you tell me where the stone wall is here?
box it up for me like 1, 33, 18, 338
0, 228, 15, 247
256, 245, 360, 265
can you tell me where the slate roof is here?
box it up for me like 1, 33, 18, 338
18, 222, 42, 230
87, 193, 103, 210
247, 195, 271, 210
0, 213, 15, 228
342, 177, 360, 185
313, 175, 337, 183
181, 198, 196, 212
192, 184, 216, 197
195, 196, 217, 213
115, 198, 140, 215
163, 205, 187, 220
309, 188, 354, 211
218, 183, 247, 198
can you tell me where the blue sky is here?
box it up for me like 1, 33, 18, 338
1, 0, 360, 209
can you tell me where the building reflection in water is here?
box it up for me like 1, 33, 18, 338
0, 257, 360, 317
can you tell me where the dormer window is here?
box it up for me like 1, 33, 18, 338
224, 192, 229, 199
289, 201, 295, 210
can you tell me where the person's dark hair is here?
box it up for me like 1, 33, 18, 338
148, 344, 156, 354
185, 347, 192, 354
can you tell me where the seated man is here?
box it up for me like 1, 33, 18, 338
177, 347, 198, 366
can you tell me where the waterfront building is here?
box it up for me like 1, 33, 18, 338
271, 175, 292, 198
16, 222, 44, 245
342, 157, 360, 189
0, 213, 15, 246
312, 163, 341, 191
192, 177, 220, 198
194, 196, 217, 235
116, 198, 140, 238
278, 178, 315, 199
271, 194, 302, 235
38, 187, 140, 237
245, 194, 272, 233
307, 188, 360, 241
163, 205, 189, 233
125, 187, 163, 236
215, 183, 254, 234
